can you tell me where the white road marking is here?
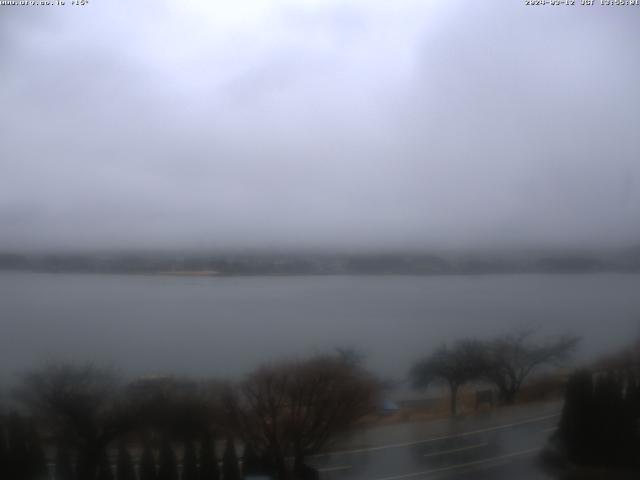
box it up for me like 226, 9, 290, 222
312, 412, 559, 458
373, 447, 541, 480
423, 442, 487, 458
429, 459, 512, 478
317, 465, 353, 473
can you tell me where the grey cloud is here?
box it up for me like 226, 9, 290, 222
1, 0, 639, 251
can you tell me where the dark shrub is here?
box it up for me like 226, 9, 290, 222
558, 369, 640, 469
222, 439, 240, 480
54, 446, 75, 480
182, 440, 198, 480
198, 434, 219, 480
157, 439, 178, 480
116, 443, 136, 480
139, 441, 156, 480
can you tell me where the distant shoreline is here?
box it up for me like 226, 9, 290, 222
1, 250, 639, 277
2, 268, 640, 278
155, 270, 222, 277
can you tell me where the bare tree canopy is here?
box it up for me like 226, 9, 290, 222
228, 353, 381, 478
411, 333, 578, 412
483, 330, 579, 404
410, 340, 486, 415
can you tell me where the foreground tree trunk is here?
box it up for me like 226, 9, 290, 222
450, 383, 459, 415
500, 388, 517, 405
77, 446, 101, 480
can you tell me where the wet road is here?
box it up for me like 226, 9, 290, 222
309, 402, 561, 480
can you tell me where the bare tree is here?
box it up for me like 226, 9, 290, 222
16, 363, 132, 480
410, 340, 486, 415
228, 354, 380, 479
483, 329, 579, 404
226, 366, 289, 476
286, 355, 379, 472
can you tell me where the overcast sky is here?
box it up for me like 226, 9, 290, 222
1, 0, 639, 252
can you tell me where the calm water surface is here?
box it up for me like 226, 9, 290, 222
2, 272, 639, 383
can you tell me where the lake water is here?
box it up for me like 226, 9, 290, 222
1, 272, 639, 385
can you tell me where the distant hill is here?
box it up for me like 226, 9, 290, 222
1, 248, 639, 276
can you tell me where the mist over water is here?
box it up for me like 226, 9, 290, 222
2, 1, 640, 253
2, 271, 638, 385
3, 4, 640, 480
2, 2, 640, 401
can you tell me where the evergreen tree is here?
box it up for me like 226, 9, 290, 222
259, 451, 278, 478
625, 372, 640, 418
241, 443, 264, 476
559, 369, 640, 468
182, 440, 198, 480
55, 446, 75, 480
222, 439, 240, 480
0, 421, 7, 480
139, 441, 157, 480
558, 370, 595, 464
198, 434, 218, 480
116, 443, 136, 480
592, 373, 619, 464
96, 451, 114, 480
25, 423, 48, 480
7, 412, 30, 480
157, 439, 178, 480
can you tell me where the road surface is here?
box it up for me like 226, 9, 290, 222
309, 401, 562, 480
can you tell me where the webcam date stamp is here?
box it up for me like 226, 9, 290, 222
525, 0, 638, 5
0, 0, 89, 6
